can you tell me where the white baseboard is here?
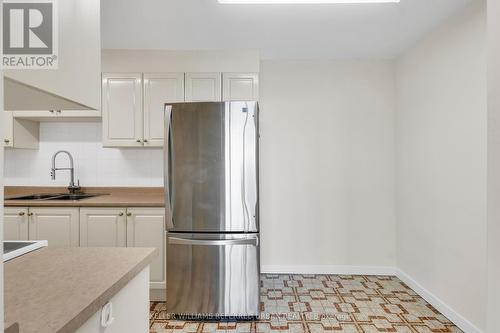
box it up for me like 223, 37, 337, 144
261, 265, 396, 276
395, 269, 483, 333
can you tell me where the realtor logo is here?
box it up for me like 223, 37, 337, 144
2, 0, 58, 69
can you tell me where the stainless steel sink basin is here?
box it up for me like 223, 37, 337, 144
6, 193, 104, 201
47, 194, 102, 201
6, 193, 67, 200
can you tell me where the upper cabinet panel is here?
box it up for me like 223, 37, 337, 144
223, 73, 259, 101
143, 73, 185, 147
185, 73, 222, 102
102, 73, 143, 147
4, 0, 101, 111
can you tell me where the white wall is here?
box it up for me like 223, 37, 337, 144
102, 49, 260, 73
4, 122, 163, 187
0, 1, 5, 328
487, 0, 500, 331
4, 60, 398, 273
395, 2, 487, 332
259, 60, 396, 272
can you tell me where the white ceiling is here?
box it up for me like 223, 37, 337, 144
101, 0, 477, 59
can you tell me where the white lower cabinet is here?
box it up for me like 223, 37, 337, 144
75, 267, 150, 333
3, 208, 29, 241
28, 208, 80, 247
80, 208, 127, 247
126, 208, 166, 289
77, 207, 165, 289
3, 206, 164, 289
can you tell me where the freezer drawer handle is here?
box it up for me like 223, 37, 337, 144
168, 237, 258, 246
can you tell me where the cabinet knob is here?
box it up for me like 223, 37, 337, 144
126, 212, 132, 217
143, 139, 148, 143
18, 212, 25, 216
136, 139, 141, 143
49, 110, 55, 113
4, 139, 10, 143
118, 212, 124, 216
28, 212, 33, 216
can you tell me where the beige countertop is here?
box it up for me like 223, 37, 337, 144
4, 247, 157, 333
4, 186, 164, 207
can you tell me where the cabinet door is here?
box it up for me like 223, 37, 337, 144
2, 112, 14, 148
143, 73, 184, 147
126, 208, 166, 289
185, 73, 222, 102
29, 208, 79, 247
3, 208, 29, 240
2, 113, 39, 149
223, 73, 259, 101
80, 208, 127, 247
102, 73, 143, 147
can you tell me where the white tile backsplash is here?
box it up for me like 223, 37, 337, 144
4, 122, 163, 187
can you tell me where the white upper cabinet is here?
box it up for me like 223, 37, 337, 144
223, 73, 259, 101
2, 112, 14, 148
102, 73, 143, 147
80, 208, 127, 247
185, 73, 222, 102
143, 73, 185, 147
2, 112, 39, 149
4, 0, 100, 111
102, 70, 258, 147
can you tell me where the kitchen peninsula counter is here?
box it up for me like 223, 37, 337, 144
4, 247, 157, 333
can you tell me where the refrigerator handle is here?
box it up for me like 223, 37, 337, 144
168, 237, 259, 247
164, 105, 174, 230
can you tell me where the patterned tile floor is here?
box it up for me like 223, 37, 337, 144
150, 274, 462, 333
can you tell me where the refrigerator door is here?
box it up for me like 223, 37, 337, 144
164, 102, 258, 233
166, 233, 260, 318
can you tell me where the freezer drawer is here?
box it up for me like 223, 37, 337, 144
166, 233, 260, 319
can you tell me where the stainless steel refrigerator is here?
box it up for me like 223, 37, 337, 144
164, 101, 260, 320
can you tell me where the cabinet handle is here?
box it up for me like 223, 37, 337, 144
118, 212, 124, 216
56, 110, 62, 113
4, 139, 10, 144
49, 110, 55, 113
136, 139, 141, 143
18, 212, 25, 216
28, 212, 33, 216
143, 139, 148, 143
126, 212, 132, 217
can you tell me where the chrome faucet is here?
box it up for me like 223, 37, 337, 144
51, 150, 81, 194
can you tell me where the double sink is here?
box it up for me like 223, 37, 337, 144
6, 193, 104, 201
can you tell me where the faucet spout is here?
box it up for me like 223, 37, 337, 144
51, 150, 81, 194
